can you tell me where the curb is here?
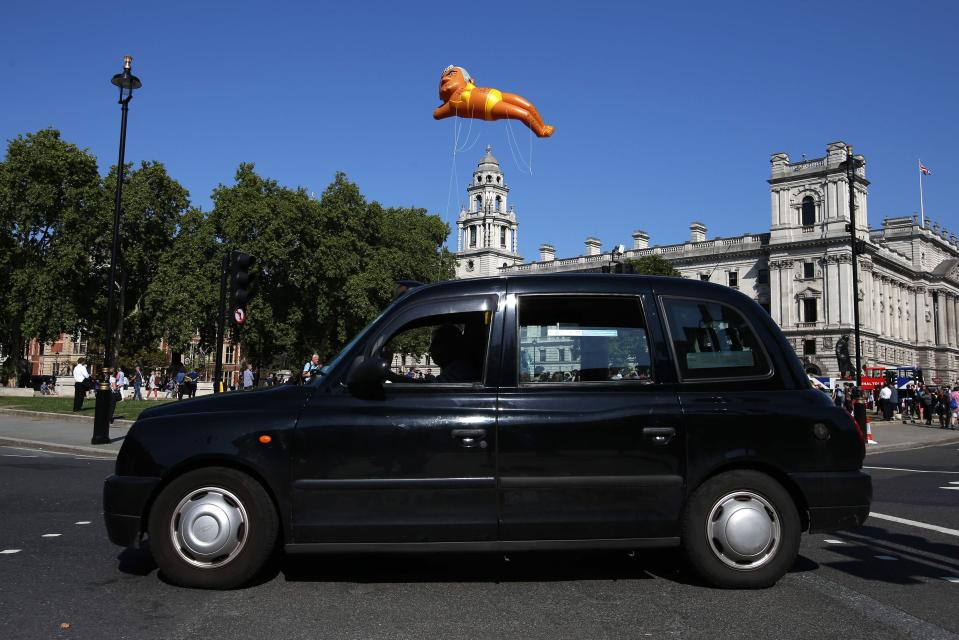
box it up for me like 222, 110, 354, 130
866, 433, 959, 455
0, 407, 135, 426
0, 436, 118, 458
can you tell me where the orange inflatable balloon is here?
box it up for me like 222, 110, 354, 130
433, 66, 554, 138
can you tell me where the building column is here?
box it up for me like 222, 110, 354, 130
769, 261, 783, 326
826, 257, 839, 327
895, 283, 903, 340
939, 291, 956, 347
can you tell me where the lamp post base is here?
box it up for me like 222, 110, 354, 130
92, 382, 113, 445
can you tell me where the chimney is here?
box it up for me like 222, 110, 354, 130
826, 141, 849, 167
632, 230, 650, 250
585, 237, 602, 256
690, 222, 707, 243
539, 243, 555, 262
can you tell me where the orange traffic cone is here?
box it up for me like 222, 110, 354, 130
866, 416, 878, 445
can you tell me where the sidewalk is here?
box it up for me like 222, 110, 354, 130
0, 409, 130, 458
2, 406, 958, 459
865, 415, 959, 454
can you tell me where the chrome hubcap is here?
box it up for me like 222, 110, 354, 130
170, 487, 248, 568
706, 490, 780, 570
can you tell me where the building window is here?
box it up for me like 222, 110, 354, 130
496, 176, 501, 183
475, 195, 482, 210
539, 349, 547, 362
804, 339, 816, 355
728, 271, 738, 288
476, 176, 482, 184
757, 269, 769, 284
700, 273, 710, 281
495, 195, 502, 211
469, 226, 477, 247
486, 175, 492, 183
500, 227, 507, 247
225, 345, 235, 365
801, 196, 815, 226
803, 262, 815, 279
803, 298, 818, 323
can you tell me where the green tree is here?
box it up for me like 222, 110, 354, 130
95, 161, 192, 360
623, 254, 681, 276
0, 128, 102, 369
210, 166, 455, 369
144, 207, 220, 353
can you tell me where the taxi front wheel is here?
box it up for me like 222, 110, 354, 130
147, 467, 278, 589
681, 470, 801, 589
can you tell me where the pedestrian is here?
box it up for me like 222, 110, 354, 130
116, 368, 128, 401
878, 383, 892, 421
72, 357, 90, 411
950, 386, 959, 430
109, 370, 121, 424
302, 354, 322, 383
147, 370, 158, 400
832, 384, 844, 408
133, 366, 144, 401
175, 366, 187, 399
937, 389, 949, 428
243, 363, 255, 390
187, 367, 199, 398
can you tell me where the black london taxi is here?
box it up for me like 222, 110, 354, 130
103, 274, 871, 589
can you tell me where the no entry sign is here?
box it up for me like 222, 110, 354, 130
234, 308, 246, 325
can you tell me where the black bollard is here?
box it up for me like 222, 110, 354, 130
92, 381, 112, 444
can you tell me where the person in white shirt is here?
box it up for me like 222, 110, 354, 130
879, 383, 893, 421
72, 357, 90, 411
116, 369, 128, 400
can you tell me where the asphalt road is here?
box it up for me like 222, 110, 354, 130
0, 444, 956, 640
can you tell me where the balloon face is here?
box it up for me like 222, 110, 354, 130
433, 65, 554, 138
439, 67, 468, 101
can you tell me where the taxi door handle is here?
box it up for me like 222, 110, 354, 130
643, 427, 676, 445
451, 428, 487, 449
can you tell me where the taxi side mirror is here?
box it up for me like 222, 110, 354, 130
346, 357, 388, 398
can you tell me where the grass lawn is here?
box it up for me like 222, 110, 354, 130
0, 395, 174, 421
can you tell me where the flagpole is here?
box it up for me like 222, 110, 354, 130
919, 158, 925, 226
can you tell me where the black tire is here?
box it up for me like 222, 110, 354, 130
148, 467, 278, 589
681, 470, 800, 589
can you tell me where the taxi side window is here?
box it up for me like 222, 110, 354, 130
379, 310, 490, 384
661, 297, 771, 380
518, 296, 651, 383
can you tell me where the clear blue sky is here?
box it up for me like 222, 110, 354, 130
2, 1, 956, 260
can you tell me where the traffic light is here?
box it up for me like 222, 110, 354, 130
229, 250, 256, 313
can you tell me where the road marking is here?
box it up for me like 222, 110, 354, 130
0, 549, 21, 554
945, 577, 959, 583
864, 466, 959, 474
940, 487, 959, 491
875, 555, 898, 560
41, 533, 61, 538
870, 512, 959, 538
824, 539, 845, 544
74, 521, 90, 525
1, 454, 39, 458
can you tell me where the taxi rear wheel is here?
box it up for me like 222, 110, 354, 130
681, 470, 800, 589
148, 467, 278, 589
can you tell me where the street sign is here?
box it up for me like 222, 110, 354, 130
234, 308, 246, 325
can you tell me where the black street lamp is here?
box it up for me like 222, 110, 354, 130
93, 56, 141, 445
841, 145, 865, 388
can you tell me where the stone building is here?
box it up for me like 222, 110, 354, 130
454, 141, 959, 382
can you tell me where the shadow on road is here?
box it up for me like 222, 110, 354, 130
819, 524, 959, 585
